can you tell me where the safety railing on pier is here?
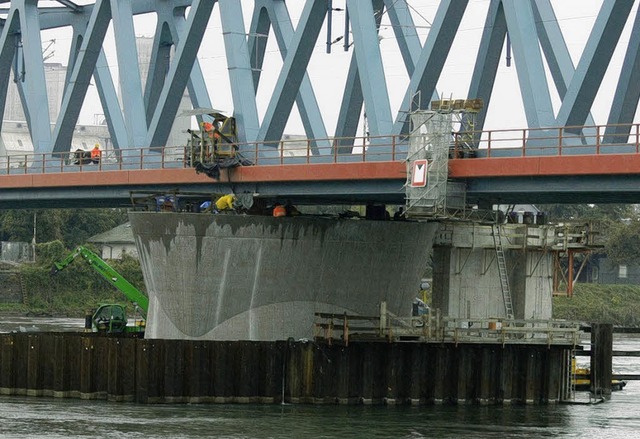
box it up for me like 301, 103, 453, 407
314, 303, 582, 347
4, 121, 640, 176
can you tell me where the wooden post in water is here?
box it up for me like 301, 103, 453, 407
590, 323, 613, 400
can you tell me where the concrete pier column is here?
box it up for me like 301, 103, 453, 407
433, 223, 554, 320
130, 213, 438, 341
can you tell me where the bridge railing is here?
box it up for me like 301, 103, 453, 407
3, 122, 640, 175
0, 134, 408, 175
458, 122, 640, 158
237, 134, 406, 164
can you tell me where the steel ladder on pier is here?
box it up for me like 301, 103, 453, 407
492, 224, 514, 319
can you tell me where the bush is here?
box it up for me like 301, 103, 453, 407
553, 284, 640, 327
20, 243, 146, 317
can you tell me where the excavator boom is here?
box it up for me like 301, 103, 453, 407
52, 246, 149, 314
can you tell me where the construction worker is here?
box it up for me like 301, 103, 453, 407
90, 144, 101, 164
285, 201, 300, 217
215, 194, 235, 213
202, 122, 214, 133
272, 203, 287, 217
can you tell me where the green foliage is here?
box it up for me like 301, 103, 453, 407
34, 240, 67, 267
605, 220, 640, 265
553, 283, 640, 327
540, 204, 640, 264
539, 204, 636, 224
0, 208, 128, 247
0, 208, 138, 316
20, 241, 146, 317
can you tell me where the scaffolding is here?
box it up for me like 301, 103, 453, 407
405, 110, 465, 218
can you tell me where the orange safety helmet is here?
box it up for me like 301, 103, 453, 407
202, 122, 214, 132
273, 204, 287, 217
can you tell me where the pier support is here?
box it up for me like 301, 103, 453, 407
432, 223, 554, 320
130, 213, 438, 341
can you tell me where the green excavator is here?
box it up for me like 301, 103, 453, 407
52, 245, 148, 334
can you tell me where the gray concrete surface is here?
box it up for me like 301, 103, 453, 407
432, 223, 553, 320
129, 213, 438, 341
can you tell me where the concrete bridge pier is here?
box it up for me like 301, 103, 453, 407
129, 212, 439, 341
432, 222, 555, 320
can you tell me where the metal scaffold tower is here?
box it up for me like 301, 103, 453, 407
405, 110, 454, 217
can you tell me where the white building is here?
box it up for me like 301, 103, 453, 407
87, 222, 137, 260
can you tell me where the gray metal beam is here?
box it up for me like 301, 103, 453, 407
248, 2, 270, 92
392, 0, 468, 135
555, 0, 634, 130
220, 0, 261, 145
466, 0, 506, 132
257, 0, 327, 145
110, 0, 147, 148
27, 1, 193, 31
502, 0, 555, 128
605, 5, 640, 143
169, 8, 213, 116
94, 48, 128, 150
384, 0, 419, 76
347, 0, 392, 137
143, 22, 173, 126
0, 7, 20, 130
384, 0, 440, 106
146, 0, 215, 148
54, 0, 82, 13
19, 0, 51, 154
531, 0, 597, 137
52, 0, 111, 154
268, 0, 329, 150
334, 0, 383, 147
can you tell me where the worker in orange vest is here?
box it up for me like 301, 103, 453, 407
90, 144, 101, 164
272, 203, 287, 217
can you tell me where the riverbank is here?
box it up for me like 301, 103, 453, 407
553, 284, 640, 327
3, 282, 640, 327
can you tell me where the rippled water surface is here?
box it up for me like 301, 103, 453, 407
0, 318, 638, 438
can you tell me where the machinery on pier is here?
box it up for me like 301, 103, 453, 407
51, 246, 148, 334
183, 109, 251, 179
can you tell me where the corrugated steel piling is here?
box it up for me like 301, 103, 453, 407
0, 332, 588, 405
590, 323, 613, 399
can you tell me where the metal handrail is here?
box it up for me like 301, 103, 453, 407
314, 310, 582, 346
3, 122, 640, 176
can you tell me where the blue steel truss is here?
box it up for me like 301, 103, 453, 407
0, 0, 639, 159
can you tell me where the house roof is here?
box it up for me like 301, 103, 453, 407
88, 222, 134, 245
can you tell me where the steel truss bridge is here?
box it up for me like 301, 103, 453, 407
3, 123, 640, 209
1, 1, 640, 208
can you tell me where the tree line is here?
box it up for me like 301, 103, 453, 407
0, 208, 128, 248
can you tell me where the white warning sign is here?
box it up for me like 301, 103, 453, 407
411, 159, 428, 187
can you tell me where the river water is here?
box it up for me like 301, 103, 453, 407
0, 317, 638, 438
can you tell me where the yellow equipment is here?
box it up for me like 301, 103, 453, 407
187, 111, 238, 167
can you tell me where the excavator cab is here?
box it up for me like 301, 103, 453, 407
92, 304, 128, 333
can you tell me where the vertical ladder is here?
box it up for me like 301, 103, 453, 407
492, 224, 514, 319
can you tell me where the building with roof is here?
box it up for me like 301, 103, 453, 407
87, 222, 137, 260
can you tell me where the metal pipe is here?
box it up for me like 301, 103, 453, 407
326, 0, 333, 54
344, 6, 350, 51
